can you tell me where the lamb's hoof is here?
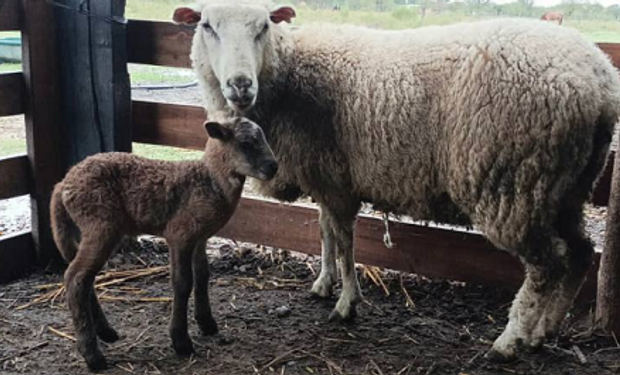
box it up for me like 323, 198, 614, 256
97, 326, 120, 343
172, 338, 195, 357
84, 351, 108, 372
198, 318, 219, 336
485, 348, 517, 363
328, 305, 357, 323
310, 279, 334, 299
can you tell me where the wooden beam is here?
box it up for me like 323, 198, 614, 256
598, 43, 620, 69
0, 154, 31, 200
0, 0, 22, 31
592, 151, 614, 207
132, 100, 207, 150
0, 231, 35, 284
54, 0, 132, 168
126, 20, 193, 68
218, 197, 598, 301
21, 0, 64, 265
0, 72, 26, 117
597, 148, 620, 333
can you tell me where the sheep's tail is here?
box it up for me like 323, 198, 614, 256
50, 183, 79, 262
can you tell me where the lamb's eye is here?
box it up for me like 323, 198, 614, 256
262, 23, 269, 33
240, 141, 254, 151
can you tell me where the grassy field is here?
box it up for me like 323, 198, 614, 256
0, 139, 201, 161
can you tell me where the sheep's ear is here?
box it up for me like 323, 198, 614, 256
205, 121, 232, 141
173, 6, 201, 25
270, 6, 296, 24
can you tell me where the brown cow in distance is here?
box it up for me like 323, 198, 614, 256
541, 11, 564, 25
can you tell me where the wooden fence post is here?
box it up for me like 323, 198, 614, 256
21, 0, 64, 265
597, 148, 620, 333
54, 0, 131, 169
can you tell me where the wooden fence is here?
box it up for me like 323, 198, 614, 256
0, 4, 619, 308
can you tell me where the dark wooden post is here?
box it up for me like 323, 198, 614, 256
597, 149, 620, 333
21, 0, 64, 265
54, 0, 131, 169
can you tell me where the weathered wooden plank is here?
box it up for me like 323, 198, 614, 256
0, 72, 26, 117
54, 0, 132, 169
0, 154, 31, 200
218, 197, 599, 301
592, 151, 614, 207
132, 100, 207, 150
0, 0, 22, 31
598, 43, 620, 69
0, 231, 35, 284
597, 148, 620, 333
21, 0, 64, 265
127, 20, 193, 68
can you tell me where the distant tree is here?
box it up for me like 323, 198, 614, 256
609, 4, 620, 21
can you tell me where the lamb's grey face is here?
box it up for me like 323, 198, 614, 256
199, 5, 271, 113
231, 119, 278, 181
205, 118, 278, 181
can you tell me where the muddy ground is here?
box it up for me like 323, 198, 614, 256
1, 238, 620, 375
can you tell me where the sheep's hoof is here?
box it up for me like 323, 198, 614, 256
310, 278, 334, 299
83, 351, 108, 372
328, 305, 357, 323
484, 348, 517, 363
97, 326, 120, 343
172, 338, 195, 357
198, 318, 219, 336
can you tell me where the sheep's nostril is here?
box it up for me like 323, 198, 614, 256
227, 76, 253, 91
262, 161, 278, 178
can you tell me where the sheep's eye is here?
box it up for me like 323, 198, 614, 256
262, 23, 269, 33
203, 22, 216, 35
255, 23, 269, 41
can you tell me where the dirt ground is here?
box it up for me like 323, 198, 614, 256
1, 238, 619, 375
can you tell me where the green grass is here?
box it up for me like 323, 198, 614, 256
0, 138, 26, 157
133, 143, 202, 161
0, 139, 202, 161
0, 63, 21, 73
128, 64, 194, 85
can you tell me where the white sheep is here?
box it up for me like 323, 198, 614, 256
174, 1, 620, 361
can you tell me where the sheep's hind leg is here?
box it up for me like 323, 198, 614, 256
328, 210, 362, 322
65, 229, 120, 371
310, 204, 338, 298
487, 236, 567, 362
531, 225, 594, 349
193, 242, 218, 336
90, 286, 120, 343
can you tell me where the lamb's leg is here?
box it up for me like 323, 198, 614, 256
328, 213, 362, 322
488, 237, 567, 362
167, 237, 195, 356
310, 205, 338, 298
193, 242, 218, 336
90, 286, 120, 343
65, 230, 119, 371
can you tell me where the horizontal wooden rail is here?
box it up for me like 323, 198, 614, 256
132, 100, 206, 149
0, 72, 26, 117
0, 154, 31, 200
218, 197, 599, 301
0, 231, 35, 284
127, 20, 193, 68
0, 0, 22, 31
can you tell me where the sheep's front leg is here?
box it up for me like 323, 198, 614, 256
168, 239, 196, 356
328, 212, 362, 322
193, 242, 218, 336
310, 204, 338, 298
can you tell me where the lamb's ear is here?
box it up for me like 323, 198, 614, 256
172, 6, 201, 25
270, 6, 296, 24
205, 121, 233, 141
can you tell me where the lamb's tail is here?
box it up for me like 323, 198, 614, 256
50, 183, 79, 262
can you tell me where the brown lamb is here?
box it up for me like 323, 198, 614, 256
50, 117, 278, 371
